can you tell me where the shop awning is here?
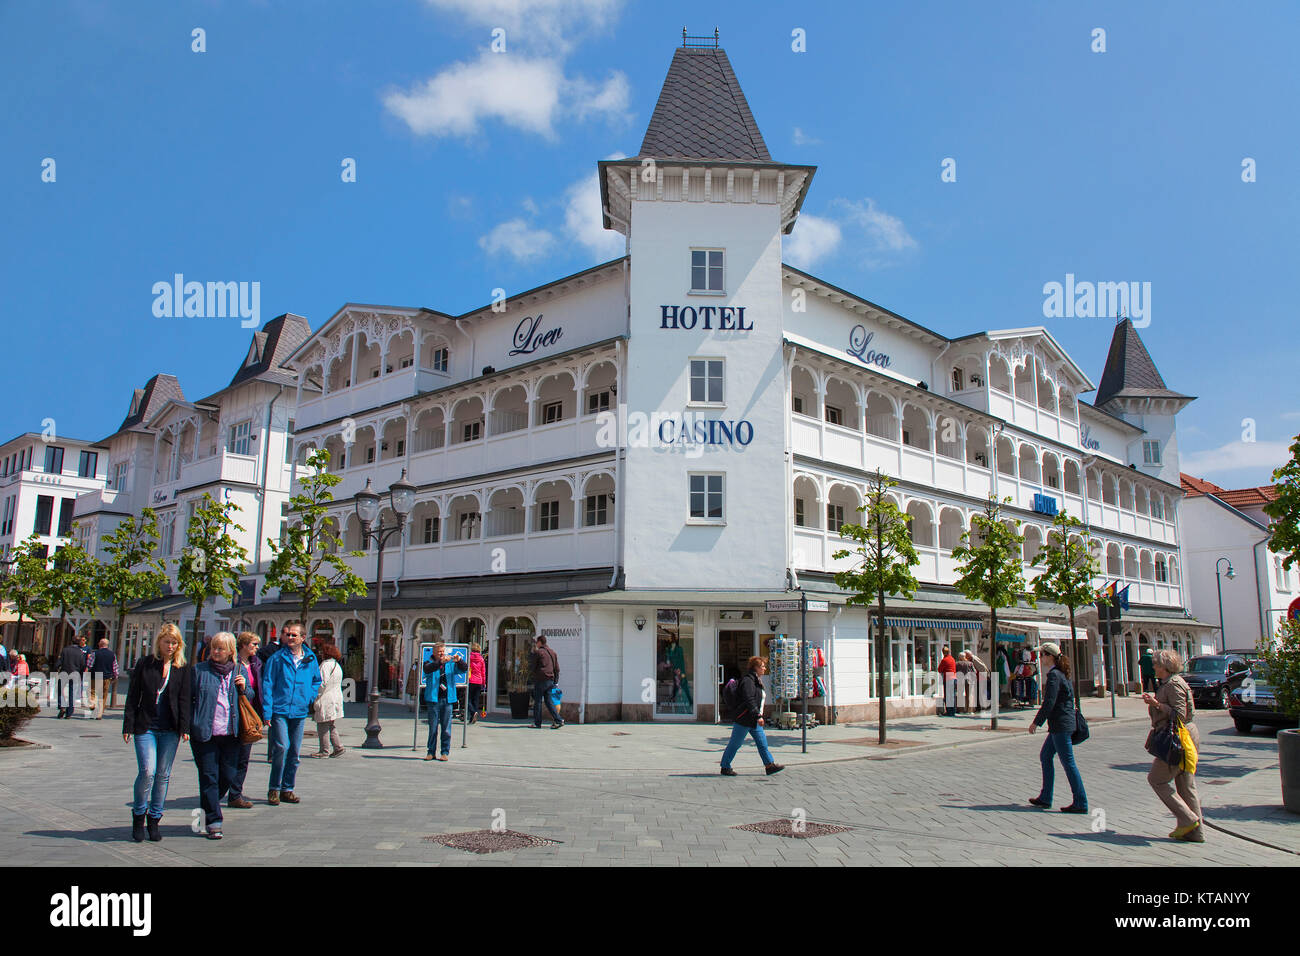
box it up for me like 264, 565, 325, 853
880, 617, 981, 630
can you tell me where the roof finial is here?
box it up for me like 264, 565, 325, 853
682, 27, 720, 48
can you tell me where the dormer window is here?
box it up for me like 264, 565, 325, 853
690, 249, 724, 293
432, 348, 450, 373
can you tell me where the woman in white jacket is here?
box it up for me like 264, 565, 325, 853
308, 643, 346, 757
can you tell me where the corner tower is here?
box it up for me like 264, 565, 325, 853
599, 35, 816, 590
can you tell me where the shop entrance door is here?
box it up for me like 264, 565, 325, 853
716, 630, 755, 723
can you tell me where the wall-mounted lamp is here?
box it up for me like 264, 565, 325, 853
634, 614, 647, 631
767, 617, 781, 631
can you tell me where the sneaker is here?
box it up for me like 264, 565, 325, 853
205, 827, 223, 840
305, 751, 328, 758
267, 790, 280, 806
329, 748, 346, 758
720, 767, 738, 777
280, 791, 300, 804
551, 721, 564, 729
226, 796, 253, 810
1028, 796, 1050, 808
764, 763, 785, 776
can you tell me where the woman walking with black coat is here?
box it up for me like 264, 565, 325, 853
122, 623, 192, 842
1026, 642, 1087, 813
719, 656, 784, 777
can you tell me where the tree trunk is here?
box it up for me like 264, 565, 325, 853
1068, 604, 1080, 702
192, 600, 204, 659
877, 523, 887, 745
114, 609, 127, 707
989, 606, 998, 729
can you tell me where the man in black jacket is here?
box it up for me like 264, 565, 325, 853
529, 636, 563, 729
56, 636, 88, 718
720, 656, 784, 776
87, 637, 117, 719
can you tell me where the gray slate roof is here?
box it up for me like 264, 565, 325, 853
118, 373, 185, 433
1094, 318, 1192, 407
226, 313, 311, 390
638, 47, 772, 162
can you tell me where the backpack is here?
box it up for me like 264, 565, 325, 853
722, 678, 740, 709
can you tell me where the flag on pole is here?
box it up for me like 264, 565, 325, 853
1118, 584, 1130, 611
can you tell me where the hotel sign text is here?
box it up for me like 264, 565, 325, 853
660, 305, 753, 331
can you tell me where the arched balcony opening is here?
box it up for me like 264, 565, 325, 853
1123, 547, 1138, 579
1023, 525, 1044, 564
901, 404, 931, 451
409, 500, 441, 546
1063, 460, 1081, 495
935, 415, 964, 461
379, 418, 407, 461
533, 479, 574, 532
412, 408, 446, 453
1155, 554, 1168, 583
966, 426, 990, 468
1136, 486, 1150, 516
582, 362, 617, 416
1042, 452, 1062, 491
1168, 556, 1180, 586
906, 500, 936, 548
793, 476, 821, 530
581, 473, 614, 527
1013, 361, 1036, 404
486, 487, 525, 537
327, 350, 351, 392
1086, 468, 1102, 501
950, 355, 983, 394
1140, 550, 1155, 581
199, 418, 219, 459
344, 513, 368, 551
824, 377, 859, 429
534, 372, 576, 427
1018, 445, 1041, 484
352, 425, 377, 468
489, 385, 529, 435
1119, 480, 1136, 511
1036, 372, 1057, 413
996, 435, 1018, 477
988, 354, 1012, 394
1058, 387, 1078, 423
826, 484, 860, 535
865, 392, 899, 441
1106, 543, 1122, 576
357, 338, 382, 382
791, 366, 817, 417
938, 508, 965, 552
385, 330, 415, 374
323, 435, 348, 471
450, 397, 485, 445
1102, 475, 1118, 507
447, 494, 482, 541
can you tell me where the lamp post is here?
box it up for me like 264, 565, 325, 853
355, 469, 417, 749
1215, 557, 1236, 653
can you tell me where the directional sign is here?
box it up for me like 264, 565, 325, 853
806, 600, 830, 612
1289, 596, 1300, 622
766, 600, 802, 612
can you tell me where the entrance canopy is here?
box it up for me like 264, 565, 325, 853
997, 620, 1080, 642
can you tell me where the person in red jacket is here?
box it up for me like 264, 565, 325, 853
467, 643, 486, 723
937, 646, 957, 717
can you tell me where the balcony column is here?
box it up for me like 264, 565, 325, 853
349, 334, 359, 389
571, 491, 582, 549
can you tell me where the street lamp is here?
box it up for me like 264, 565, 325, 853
1215, 557, 1236, 653
354, 469, 417, 749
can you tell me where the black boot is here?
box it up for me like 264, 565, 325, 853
131, 814, 145, 842
146, 815, 162, 842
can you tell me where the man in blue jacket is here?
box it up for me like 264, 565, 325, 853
261, 621, 321, 805
422, 643, 467, 761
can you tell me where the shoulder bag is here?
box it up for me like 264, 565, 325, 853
237, 664, 264, 744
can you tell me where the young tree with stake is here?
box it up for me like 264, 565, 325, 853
175, 494, 248, 657
97, 509, 168, 701
1031, 509, 1105, 702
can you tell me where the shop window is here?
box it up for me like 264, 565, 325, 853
690, 249, 724, 293
655, 609, 696, 717
688, 474, 723, 521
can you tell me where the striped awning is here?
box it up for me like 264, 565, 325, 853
876, 616, 981, 630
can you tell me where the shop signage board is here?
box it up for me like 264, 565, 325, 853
412, 642, 471, 751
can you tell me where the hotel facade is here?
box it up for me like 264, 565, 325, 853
64, 42, 1218, 720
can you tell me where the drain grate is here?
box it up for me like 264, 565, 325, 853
733, 819, 852, 840
422, 829, 560, 853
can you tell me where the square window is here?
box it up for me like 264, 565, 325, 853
44, 446, 64, 474
587, 391, 611, 414
689, 474, 723, 521
1143, 440, 1161, 465
463, 421, 481, 443
690, 249, 724, 293
689, 359, 724, 403
395, 439, 405, 457
792, 396, 804, 415
538, 500, 560, 532
432, 348, 450, 373
584, 494, 608, 526
423, 516, 440, 544
825, 405, 842, 426
78, 451, 98, 478
365, 446, 375, 464
228, 420, 252, 456
542, 401, 564, 424
827, 504, 844, 533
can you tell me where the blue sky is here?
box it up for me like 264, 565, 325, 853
3, 0, 1297, 487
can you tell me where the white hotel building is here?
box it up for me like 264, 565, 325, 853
211, 41, 1216, 723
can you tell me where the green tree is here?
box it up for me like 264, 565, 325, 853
1031, 509, 1106, 702
952, 495, 1034, 729
1262, 432, 1300, 573
43, 532, 101, 648
832, 468, 920, 744
0, 535, 52, 650
262, 448, 366, 627
175, 493, 248, 656
98, 508, 168, 667
1258, 617, 1300, 720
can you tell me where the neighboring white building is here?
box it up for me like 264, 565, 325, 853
0, 430, 108, 655
1180, 474, 1298, 653
228, 39, 1213, 722
72, 315, 311, 667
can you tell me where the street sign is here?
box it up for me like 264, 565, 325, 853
765, 599, 802, 612
806, 599, 830, 612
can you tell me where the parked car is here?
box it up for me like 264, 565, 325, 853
1228, 677, 1300, 734
1182, 654, 1252, 709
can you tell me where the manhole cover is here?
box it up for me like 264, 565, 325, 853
733, 819, 852, 840
421, 830, 560, 853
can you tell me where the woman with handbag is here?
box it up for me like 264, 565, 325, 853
307, 643, 346, 758
189, 632, 259, 840
1142, 648, 1203, 842
1026, 642, 1087, 814
227, 632, 266, 809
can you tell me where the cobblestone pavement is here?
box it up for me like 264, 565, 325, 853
1, 702, 1296, 867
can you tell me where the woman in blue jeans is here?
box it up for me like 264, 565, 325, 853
720, 657, 784, 777
122, 624, 192, 842
1027, 642, 1087, 813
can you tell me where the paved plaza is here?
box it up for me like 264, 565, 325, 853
1, 695, 1296, 867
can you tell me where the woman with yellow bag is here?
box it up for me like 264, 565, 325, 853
1141, 648, 1203, 843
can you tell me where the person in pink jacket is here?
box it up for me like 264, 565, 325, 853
467, 643, 486, 723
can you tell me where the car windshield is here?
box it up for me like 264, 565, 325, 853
1188, 657, 1227, 673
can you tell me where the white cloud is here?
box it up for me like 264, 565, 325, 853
423, 0, 624, 55
835, 198, 918, 254
793, 126, 820, 146
1281, 410, 1300, 421
1181, 439, 1292, 478
478, 218, 556, 263
521, 197, 540, 216
563, 154, 625, 259
784, 213, 842, 269
383, 51, 629, 140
